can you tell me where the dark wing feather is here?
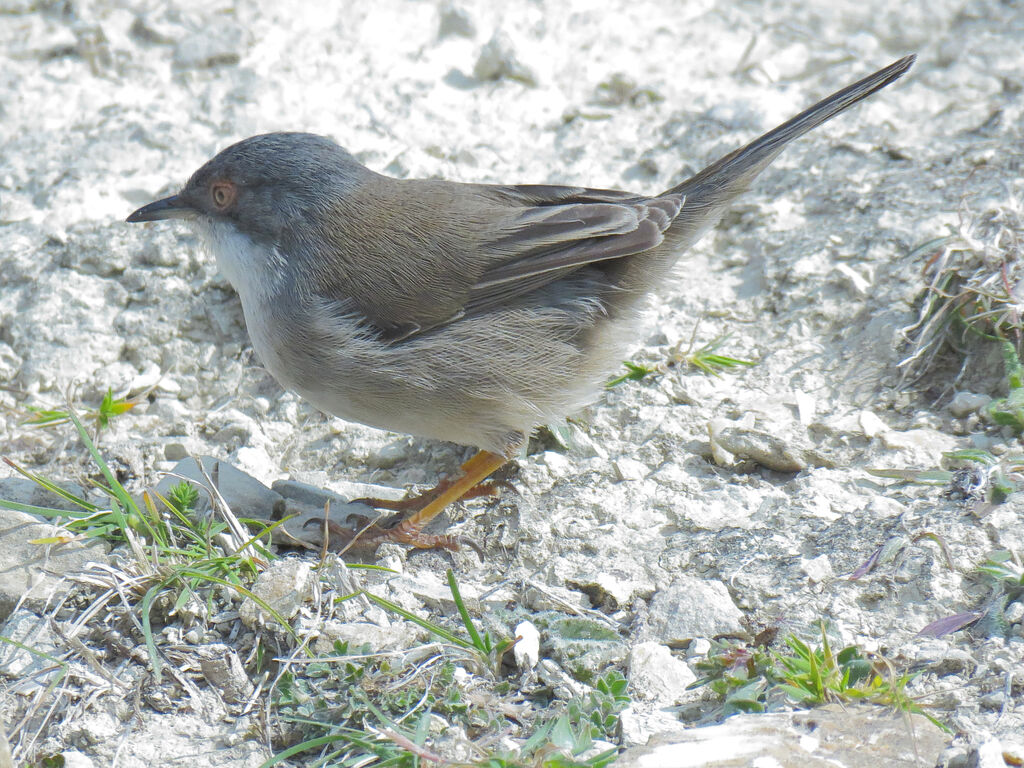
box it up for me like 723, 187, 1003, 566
463, 186, 682, 318
309, 179, 681, 341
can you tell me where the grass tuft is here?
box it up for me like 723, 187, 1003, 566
268, 571, 631, 767
0, 406, 296, 683
899, 191, 1024, 385
689, 621, 949, 732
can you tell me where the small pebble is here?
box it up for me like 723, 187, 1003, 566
948, 391, 992, 418
163, 442, 188, 461
513, 621, 540, 670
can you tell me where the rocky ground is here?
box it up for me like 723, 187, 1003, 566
1, 0, 1023, 766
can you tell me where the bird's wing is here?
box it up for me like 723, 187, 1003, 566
310, 180, 681, 341
464, 185, 682, 318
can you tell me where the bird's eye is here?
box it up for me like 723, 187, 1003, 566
210, 182, 236, 210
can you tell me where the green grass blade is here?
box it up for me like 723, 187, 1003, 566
0, 498, 93, 519
360, 590, 471, 649
258, 732, 354, 767
447, 568, 484, 651
67, 408, 138, 516
2, 457, 98, 512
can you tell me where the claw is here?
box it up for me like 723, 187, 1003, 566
304, 515, 482, 558
303, 450, 510, 558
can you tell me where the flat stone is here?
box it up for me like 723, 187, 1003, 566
948, 392, 991, 418
238, 558, 313, 630
314, 619, 421, 655
628, 642, 696, 704
0, 477, 90, 512
640, 576, 744, 644
273, 477, 403, 509
710, 419, 832, 472
194, 643, 253, 704
616, 704, 949, 767
163, 442, 189, 461
154, 456, 285, 522
0, 508, 110, 622
271, 478, 402, 549
801, 554, 835, 583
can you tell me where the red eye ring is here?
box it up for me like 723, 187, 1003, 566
210, 181, 236, 210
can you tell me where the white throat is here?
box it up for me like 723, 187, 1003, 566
191, 218, 286, 303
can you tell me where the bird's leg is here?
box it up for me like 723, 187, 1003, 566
318, 450, 510, 554
353, 452, 509, 513
385, 449, 509, 536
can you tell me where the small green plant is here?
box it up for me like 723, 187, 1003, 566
268, 573, 630, 767
976, 549, 1024, 587
689, 638, 775, 715
269, 651, 626, 768
985, 340, 1024, 431
773, 631, 874, 705
24, 387, 143, 437
606, 361, 658, 388
165, 480, 201, 515
0, 407, 295, 681
690, 622, 948, 731
920, 550, 1024, 639
607, 331, 755, 388
682, 333, 757, 377
566, 670, 630, 741
899, 191, 1024, 384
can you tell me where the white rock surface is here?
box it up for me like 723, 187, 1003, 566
0, 0, 1021, 762
627, 642, 696, 704
513, 620, 541, 670
616, 705, 948, 767
641, 577, 744, 643
238, 558, 313, 628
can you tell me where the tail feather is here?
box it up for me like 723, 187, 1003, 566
665, 55, 914, 203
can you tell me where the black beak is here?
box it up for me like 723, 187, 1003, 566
126, 194, 194, 223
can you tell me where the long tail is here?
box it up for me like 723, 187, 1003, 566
661, 55, 914, 250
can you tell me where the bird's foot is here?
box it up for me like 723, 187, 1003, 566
305, 450, 510, 557
304, 514, 483, 558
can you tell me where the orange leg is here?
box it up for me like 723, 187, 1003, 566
386, 450, 509, 540
353, 469, 504, 513
313, 450, 510, 554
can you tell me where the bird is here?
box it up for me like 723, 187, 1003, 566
127, 55, 915, 552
